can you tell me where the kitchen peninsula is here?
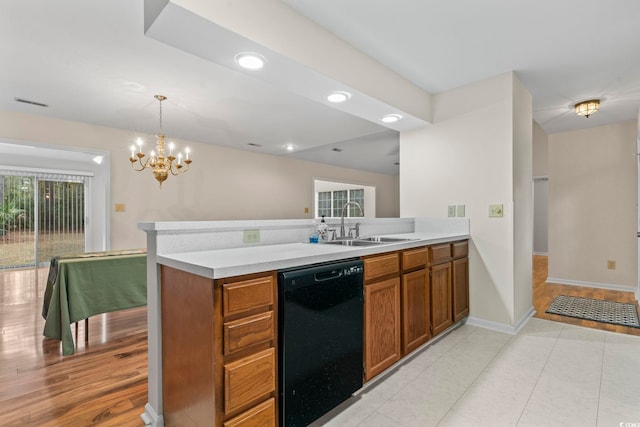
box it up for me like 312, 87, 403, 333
139, 217, 470, 426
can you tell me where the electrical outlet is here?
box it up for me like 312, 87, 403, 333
448, 205, 456, 217
456, 205, 465, 217
115, 203, 125, 212
489, 204, 503, 218
243, 229, 260, 244
607, 260, 616, 270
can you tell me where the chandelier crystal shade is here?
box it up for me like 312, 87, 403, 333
575, 99, 600, 118
129, 95, 192, 187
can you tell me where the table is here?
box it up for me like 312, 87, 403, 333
42, 251, 147, 355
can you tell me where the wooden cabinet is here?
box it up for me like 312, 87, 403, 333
401, 268, 430, 354
430, 262, 453, 336
161, 267, 277, 427
429, 240, 470, 336
429, 243, 453, 337
400, 247, 430, 355
452, 243, 470, 322
363, 252, 401, 382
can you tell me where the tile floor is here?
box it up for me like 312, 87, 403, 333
312, 318, 640, 427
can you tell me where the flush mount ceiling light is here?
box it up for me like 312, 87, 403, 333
284, 144, 296, 152
381, 114, 403, 124
326, 91, 351, 103
234, 52, 266, 70
129, 95, 192, 188
575, 99, 600, 118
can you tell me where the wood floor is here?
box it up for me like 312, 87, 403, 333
0, 256, 639, 426
0, 267, 147, 426
533, 255, 640, 336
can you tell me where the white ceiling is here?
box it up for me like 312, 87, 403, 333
2, 1, 639, 176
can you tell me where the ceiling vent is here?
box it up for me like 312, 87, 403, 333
14, 97, 49, 108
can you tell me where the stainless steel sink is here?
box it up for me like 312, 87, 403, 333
323, 239, 384, 246
359, 236, 415, 242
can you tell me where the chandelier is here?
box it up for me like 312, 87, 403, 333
129, 95, 192, 187
575, 99, 600, 118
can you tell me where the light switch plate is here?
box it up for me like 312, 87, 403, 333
243, 229, 260, 243
448, 205, 456, 217
489, 204, 503, 218
456, 205, 465, 217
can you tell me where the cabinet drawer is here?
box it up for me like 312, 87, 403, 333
402, 247, 428, 271
364, 253, 399, 281
429, 244, 452, 265
224, 397, 275, 427
224, 311, 275, 356
223, 276, 274, 317
225, 348, 275, 414
452, 241, 468, 259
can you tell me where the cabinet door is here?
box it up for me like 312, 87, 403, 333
452, 257, 469, 322
401, 269, 430, 355
364, 277, 401, 381
430, 263, 452, 336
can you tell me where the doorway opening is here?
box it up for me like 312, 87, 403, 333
1, 171, 89, 269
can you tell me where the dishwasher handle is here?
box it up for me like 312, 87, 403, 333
314, 268, 343, 282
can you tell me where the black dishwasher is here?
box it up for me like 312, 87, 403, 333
278, 258, 364, 427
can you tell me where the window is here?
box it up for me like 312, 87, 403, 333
317, 188, 365, 219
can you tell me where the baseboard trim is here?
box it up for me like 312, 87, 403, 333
514, 306, 536, 334
546, 277, 636, 295
141, 403, 164, 427
466, 306, 535, 335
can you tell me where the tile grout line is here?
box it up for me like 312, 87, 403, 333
595, 333, 607, 426
514, 323, 564, 426
434, 331, 515, 426
354, 329, 468, 426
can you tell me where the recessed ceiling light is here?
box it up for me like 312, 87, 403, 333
326, 91, 351, 103
381, 114, 402, 124
284, 144, 296, 151
235, 52, 266, 70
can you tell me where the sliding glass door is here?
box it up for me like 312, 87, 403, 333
0, 172, 87, 269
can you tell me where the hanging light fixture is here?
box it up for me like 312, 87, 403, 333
129, 95, 192, 187
575, 99, 600, 118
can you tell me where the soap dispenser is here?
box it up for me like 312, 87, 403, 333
317, 215, 328, 241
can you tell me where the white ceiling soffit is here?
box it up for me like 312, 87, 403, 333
286, 130, 400, 176
285, 0, 640, 135
143, 1, 430, 133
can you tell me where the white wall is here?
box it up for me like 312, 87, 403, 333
512, 76, 533, 325
533, 121, 548, 176
0, 109, 399, 250
400, 72, 533, 328
548, 121, 637, 291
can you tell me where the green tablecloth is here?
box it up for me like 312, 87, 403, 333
42, 253, 147, 355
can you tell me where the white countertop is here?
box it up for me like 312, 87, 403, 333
157, 232, 470, 279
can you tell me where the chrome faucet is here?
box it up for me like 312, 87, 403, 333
340, 201, 363, 239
